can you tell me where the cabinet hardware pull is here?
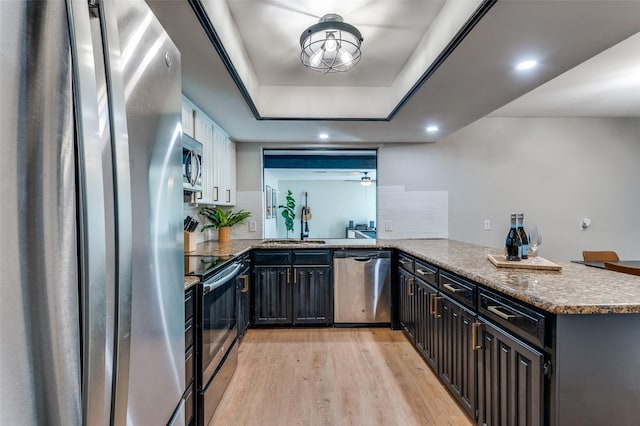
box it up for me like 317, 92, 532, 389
213, 186, 219, 201
429, 293, 436, 315
240, 275, 249, 293
196, 191, 202, 200
287, 268, 290, 284
416, 268, 434, 276
443, 283, 464, 293
400, 259, 411, 267
226, 189, 231, 202
293, 268, 297, 284
488, 305, 518, 320
472, 322, 482, 350
408, 277, 414, 296
433, 296, 443, 318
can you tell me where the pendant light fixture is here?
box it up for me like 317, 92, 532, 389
300, 14, 363, 73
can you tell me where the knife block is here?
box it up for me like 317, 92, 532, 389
184, 231, 197, 253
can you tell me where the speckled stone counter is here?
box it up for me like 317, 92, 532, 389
389, 239, 640, 315
184, 275, 200, 291
185, 238, 640, 315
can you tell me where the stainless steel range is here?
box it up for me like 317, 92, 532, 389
185, 256, 243, 425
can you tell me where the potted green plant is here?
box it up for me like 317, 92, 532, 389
200, 207, 251, 243
278, 190, 296, 238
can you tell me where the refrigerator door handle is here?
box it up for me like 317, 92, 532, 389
99, 0, 135, 424
67, 0, 111, 423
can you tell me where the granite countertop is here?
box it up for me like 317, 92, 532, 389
391, 239, 640, 315
184, 275, 200, 291
184, 238, 640, 315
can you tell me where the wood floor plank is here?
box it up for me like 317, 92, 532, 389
210, 328, 473, 426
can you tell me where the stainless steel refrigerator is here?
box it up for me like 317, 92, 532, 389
1, 0, 185, 424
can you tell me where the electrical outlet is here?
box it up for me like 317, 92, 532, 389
385, 221, 392, 232
484, 220, 491, 231
249, 220, 257, 232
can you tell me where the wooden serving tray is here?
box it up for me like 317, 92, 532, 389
487, 253, 562, 271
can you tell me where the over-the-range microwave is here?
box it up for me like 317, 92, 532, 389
183, 134, 203, 194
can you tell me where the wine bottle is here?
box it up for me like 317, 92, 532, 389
517, 212, 529, 259
505, 213, 521, 261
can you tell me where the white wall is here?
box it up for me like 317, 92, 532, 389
226, 117, 640, 261
264, 180, 376, 239
379, 117, 640, 260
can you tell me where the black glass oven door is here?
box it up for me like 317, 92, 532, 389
200, 263, 240, 386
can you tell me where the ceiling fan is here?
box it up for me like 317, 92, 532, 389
343, 171, 376, 185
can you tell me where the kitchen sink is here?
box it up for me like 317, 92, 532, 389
261, 239, 326, 245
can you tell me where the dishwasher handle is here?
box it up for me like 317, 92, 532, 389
334, 250, 391, 260
352, 257, 375, 263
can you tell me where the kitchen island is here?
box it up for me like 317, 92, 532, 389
186, 238, 640, 425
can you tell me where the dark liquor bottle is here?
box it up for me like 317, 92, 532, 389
505, 213, 522, 261
517, 212, 529, 259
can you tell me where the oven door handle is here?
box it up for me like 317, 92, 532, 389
203, 262, 242, 294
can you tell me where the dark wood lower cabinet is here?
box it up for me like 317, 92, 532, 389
399, 263, 478, 420
414, 280, 438, 370
253, 266, 292, 325
438, 297, 477, 419
253, 250, 333, 327
293, 266, 332, 324
399, 268, 416, 340
477, 318, 544, 426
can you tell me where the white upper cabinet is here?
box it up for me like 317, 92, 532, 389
212, 125, 236, 206
195, 113, 214, 204
182, 95, 236, 206
181, 96, 196, 137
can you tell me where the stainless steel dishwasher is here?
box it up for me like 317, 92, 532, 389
334, 250, 391, 324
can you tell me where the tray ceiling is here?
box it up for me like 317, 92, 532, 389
148, 0, 640, 143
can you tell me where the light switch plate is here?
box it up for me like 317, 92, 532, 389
385, 221, 392, 231
484, 220, 491, 231
249, 220, 257, 232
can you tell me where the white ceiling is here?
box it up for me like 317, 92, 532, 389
226, 0, 446, 87
147, 0, 640, 144
493, 30, 640, 118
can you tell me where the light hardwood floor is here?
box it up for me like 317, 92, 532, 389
210, 328, 473, 426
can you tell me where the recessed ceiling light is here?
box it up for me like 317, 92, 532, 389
426, 126, 439, 133
319, 133, 329, 140
516, 60, 538, 71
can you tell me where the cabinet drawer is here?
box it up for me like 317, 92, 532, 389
398, 253, 414, 273
479, 288, 546, 348
184, 288, 194, 322
414, 259, 438, 286
184, 383, 194, 426
185, 317, 194, 351
185, 346, 194, 389
253, 250, 292, 265
439, 271, 476, 309
293, 250, 331, 265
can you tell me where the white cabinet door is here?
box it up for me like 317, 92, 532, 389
212, 126, 225, 204
227, 138, 236, 205
211, 127, 236, 206
195, 114, 214, 204
181, 96, 195, 137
